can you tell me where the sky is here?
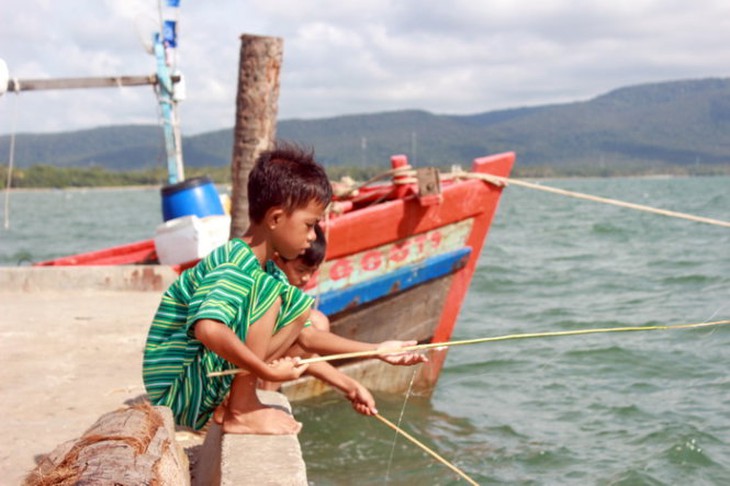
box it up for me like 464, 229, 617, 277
1, 0, 730, 136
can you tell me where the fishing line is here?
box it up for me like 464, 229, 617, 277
704, 306, 725, 324
384, 368, 418, 484
695, 310, 725, 340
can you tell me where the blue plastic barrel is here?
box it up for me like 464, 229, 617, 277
160, 176, 225, 221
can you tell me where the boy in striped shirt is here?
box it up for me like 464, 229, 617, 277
143, 144, 423, 435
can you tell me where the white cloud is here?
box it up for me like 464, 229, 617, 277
1, 0, 729, 135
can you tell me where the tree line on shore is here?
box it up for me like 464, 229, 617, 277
1, 162, 728, 189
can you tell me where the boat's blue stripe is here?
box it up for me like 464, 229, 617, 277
314, 247, 472, 316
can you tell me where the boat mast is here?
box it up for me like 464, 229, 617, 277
153, 33, 184, 184
155, 0, 184, 184
0, 1, 185, 185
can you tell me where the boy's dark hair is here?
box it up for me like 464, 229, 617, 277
248, 143, 332, 223
299, 224, 327, 267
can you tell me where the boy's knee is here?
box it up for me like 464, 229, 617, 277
311, 310, 330, 332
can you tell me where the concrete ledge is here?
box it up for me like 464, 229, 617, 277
0, 265, 179, 292
194, 391, 307, 486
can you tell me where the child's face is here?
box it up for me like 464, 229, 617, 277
277, 257, 318, 288
271, 199, 325, 261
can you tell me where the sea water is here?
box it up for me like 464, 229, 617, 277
1, 177, 728, 485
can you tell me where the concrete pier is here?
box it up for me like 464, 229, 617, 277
0, 265, 307, 485
194, 391, 307, 486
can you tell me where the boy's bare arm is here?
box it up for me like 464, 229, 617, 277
297, 327, 427, 365
306, 362, 377, 415
306, 361, 356, 391
297, 326, 376, 355
194, 319, 307, 381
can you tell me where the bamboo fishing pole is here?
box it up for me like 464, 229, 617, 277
375, 413, 479, 486
315, 386, 479, 484
295, 319, 730, 366
370, 320, 729, 485
205, 319, 729, 377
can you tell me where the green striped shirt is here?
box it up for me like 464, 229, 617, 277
142, 238, 313, 429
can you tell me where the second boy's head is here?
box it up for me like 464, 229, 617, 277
248, 143, 332, 260
275, 224, 326, 288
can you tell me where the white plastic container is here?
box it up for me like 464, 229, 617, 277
154, 214, 231, 265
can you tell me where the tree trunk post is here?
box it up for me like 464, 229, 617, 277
229, 34, 283, 238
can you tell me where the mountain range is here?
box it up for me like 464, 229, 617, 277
2, 77, 730, 172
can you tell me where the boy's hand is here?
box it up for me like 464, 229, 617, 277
346, 383, 377, 416
376, 340, 428, 366
260, 357, 308, 382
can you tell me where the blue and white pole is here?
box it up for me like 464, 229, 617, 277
155, 0, 184, 184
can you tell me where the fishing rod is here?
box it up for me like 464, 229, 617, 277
369, 320, 728, 486
375, 413, 479, 485
206, 319, 729, 377
319, 387, 479, 484
299, 319, 730, 365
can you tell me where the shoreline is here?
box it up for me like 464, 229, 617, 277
2, 173, 729, 193
0, 184, 162, 193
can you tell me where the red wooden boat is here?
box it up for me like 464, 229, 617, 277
286, 152, 514, 398
34, 151, 514, 399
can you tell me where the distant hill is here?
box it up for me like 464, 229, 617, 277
2, 78, 730, 172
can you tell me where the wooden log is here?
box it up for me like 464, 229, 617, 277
229, 34, 283, 238
24, 403, 189, 486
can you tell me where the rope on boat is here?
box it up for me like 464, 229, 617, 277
206, 319, 729, 376
333, 165, 730, 229
375, 413, 479, 486
450, 169, 730, 229
332, 165, 417, 199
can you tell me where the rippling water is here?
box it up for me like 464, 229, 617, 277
1, 177, 728, 485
